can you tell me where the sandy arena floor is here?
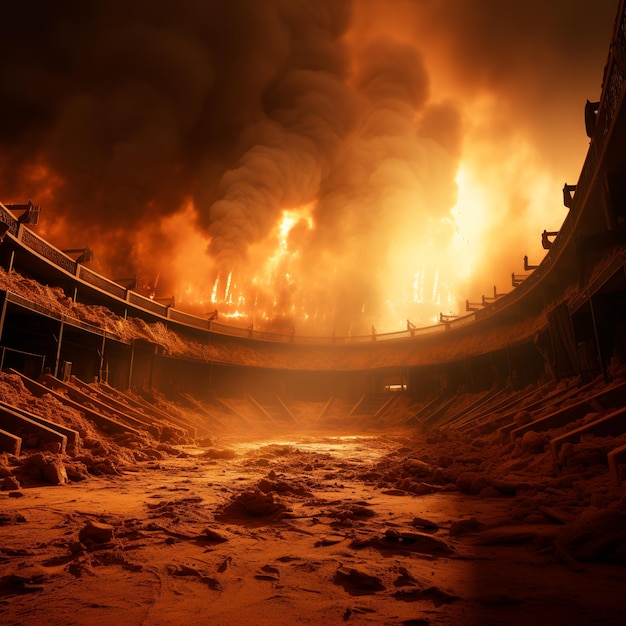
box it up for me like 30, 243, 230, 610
1, 431, 625, 626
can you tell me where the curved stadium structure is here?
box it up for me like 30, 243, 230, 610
3, 5, 626, 625
0, 3, 625, 429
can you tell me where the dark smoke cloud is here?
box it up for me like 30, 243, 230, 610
0, 0, 618, 332
0, 0, 352, 277
204, 0, 356, 271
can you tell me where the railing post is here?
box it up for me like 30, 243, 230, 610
0, 292, 7, 343
53, 320, 65, 378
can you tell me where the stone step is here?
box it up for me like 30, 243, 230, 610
0, 400, 79, 452
0, 405, 67, 454
7, 369, 140, 437
608, 442, 626, 485
0, 427, 21, 455
508, 379, 626, 442
550, 406, 626, 460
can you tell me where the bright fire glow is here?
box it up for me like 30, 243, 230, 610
3, 3, 605, 338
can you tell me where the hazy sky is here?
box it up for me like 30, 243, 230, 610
0, 0, 618, 335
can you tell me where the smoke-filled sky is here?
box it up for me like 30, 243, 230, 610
0, 0, 618, 335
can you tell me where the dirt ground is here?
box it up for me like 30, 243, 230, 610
1, 429, 625, 626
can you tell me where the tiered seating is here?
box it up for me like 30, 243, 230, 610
248, 396, 297, 426
8, 368, 141, 437
0, 400, 76, 455
421, 370, 626, 487
2, 369, 215, 449
348, 393, 396, 420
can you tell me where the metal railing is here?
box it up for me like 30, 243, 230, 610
127, 291, 168, 316
19, 228, 77, 274
5, 291, 125, 342
6, 291, 63, 320
78, 266, 127, 299
0, 346, 46, 376
203, 319, 449, 344
0, 211, 19, 236
168, 307, 210, 329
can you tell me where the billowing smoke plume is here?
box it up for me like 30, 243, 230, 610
0, 0, 617, 334
203, 1, 355, 271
